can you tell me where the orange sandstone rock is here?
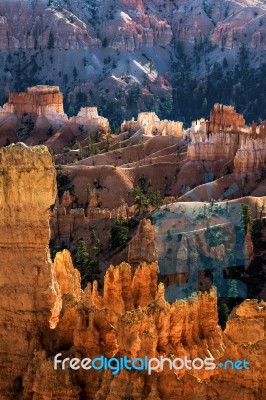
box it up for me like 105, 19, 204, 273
0, 143, 265, 399
8, 85, 65, 116
234, 137, 266, 173
0, 143, 59, 398
209, 103, 246, 133
128, 218, 157, 265
121, 112, 183, 136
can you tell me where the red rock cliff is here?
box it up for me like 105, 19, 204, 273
0, 143, 59, 398
208, 104, 246, 133
8, 85, 64, 116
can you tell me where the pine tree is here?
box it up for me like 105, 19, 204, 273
110, 219, 129, 249
149, 58, 154, 73
130, 186, 149, 215
73, 66, 78, 80
148, 190, 163, 210
75, 240, 90, 276
218, 302, 230, 329
48, 32, 55, 49
75, 239, 98, 287
241, 203, 253, 232
228, 280, 239, 298
105, 134, 111, 152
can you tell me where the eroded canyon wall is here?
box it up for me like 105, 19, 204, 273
8, 85, 65, 117
0, 144, 265, 400
186, 104, 266, 173
0, 143, 59, 398
25, 255, 266, 400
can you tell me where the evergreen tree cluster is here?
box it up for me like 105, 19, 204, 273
75, 239, 100, 288
171, 44, 266, 125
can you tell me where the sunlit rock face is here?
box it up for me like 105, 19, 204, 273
0, 0, 100, 50
0, 143, 59, 398
0, 143, 265, 399
234, 138, 266, 173
208, 104, 247, 133
128, 218, 157, 265
69, 107, 110, 130
23, 258, 266, 400
121, 112, 183, 136
8, 86, 65, 116
186, 104, 266, 172
0, 86, 111, 149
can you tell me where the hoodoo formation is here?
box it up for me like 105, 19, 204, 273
1, 85, 266, 175
0, 136, 265, 398
0, 144, 58, 398
121, 112, 184, 136
186, 104, 266, 174
0, 85, 65, 120
0, 2, 265, 397
8, 86, 64, 116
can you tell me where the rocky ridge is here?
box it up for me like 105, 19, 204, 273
186, 104, 266, 173
2, 86, 266, 176
0, 0, 266, 126
0, 85, 110, 148
0, 143, 59, 398
1, 1, 265, 53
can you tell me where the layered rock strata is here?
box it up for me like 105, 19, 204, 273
0, 143, 59, 398
187, 131, 241, 162
100, 14, 173, 51
0, 86, 111, 147
50, 190, 133, 247
69, 107, 110, 131
8, 85, 65, 117
0, 144, 265, 399
24, 258, 266, 400
121, 112, 183, 136
234, 138, 266, 173
0, 0, 100, 50
186, 105, 266, 171
208, 104, 246, 133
